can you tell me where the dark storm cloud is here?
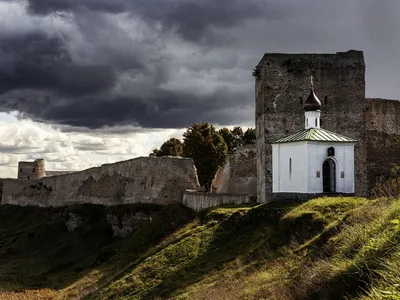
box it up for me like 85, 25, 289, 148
0, 86, 251, 129
1, 0, 400, 131
26, 0, 131, 15
0, 32, 117, 97
26, 0, 274, 42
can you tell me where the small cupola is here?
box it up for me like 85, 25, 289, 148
304, 76, 322, 129
303, 76, 321, 112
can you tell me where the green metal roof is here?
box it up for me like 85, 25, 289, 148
273, 128, 357, 144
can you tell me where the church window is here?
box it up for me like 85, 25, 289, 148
289, 158, 292, 179
300, 97, 303, 104
315, 118, 317, 127
341, 171, 345, 178
325, 96, 328, 104
20, 168, 22, 173
33, 168, 35, 173
328, 147, 335, 156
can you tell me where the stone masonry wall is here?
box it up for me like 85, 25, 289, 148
255, 50, 367, 203
18, 159, 45, 180
1, 156, 200, 207
366, 98, 400, 191
183, 190, 256, 212
211, 144, 257, 195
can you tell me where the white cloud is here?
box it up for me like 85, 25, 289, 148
0, 114, 184, 178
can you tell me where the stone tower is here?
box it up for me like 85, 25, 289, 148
254, 50, 367, 203
18, 159, 46, 180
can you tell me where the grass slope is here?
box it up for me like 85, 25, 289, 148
1, 197, 400, 299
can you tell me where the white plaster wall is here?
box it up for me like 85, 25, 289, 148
273, 141, 355, 194
307, 142, 355, 193
304, 111, 321, 129
272, 142, 308, 193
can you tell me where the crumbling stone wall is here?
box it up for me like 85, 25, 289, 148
366, 98, 400, 191
2, 156, 200, 207
255, 50, 367, 203
211, 144, 257, 195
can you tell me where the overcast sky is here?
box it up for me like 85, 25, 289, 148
0, 0, 399, 178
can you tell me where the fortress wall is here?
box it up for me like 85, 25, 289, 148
1, 157, 200, 207
182, 190, 256, 212
255, 50, 367, 202
211, 144, 257, 195
366, 98, 400, 191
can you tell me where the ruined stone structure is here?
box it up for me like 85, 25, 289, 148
18, 159, 46, 180
254, 50, 400, 203
211, 144, 257, 195
17, 159, 75, 180
2, 156, 200, 207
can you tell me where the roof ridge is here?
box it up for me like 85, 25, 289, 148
273, 127, 357, 144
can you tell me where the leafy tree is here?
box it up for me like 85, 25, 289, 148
150, 138, 183, 157
243, 128, 256, 145
183, 123, 228, 191
231, 126, 244, 152
149, 148, 160, 157
218, 127, 234, 153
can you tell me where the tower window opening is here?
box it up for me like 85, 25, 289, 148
33, 168, 35, 173
20, 168, 22, 173
325, 96, 328, 104
300, 97, 303, 104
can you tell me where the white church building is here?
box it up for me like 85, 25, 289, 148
272, 77, 356, 201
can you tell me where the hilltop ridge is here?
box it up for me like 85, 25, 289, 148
1, 196, 400, 299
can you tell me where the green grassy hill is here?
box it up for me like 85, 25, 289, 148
1, 197, 400, 299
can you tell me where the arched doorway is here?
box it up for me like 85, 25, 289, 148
323, 158, 336, 193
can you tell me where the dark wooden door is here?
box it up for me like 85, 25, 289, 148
323, 159, 336, 193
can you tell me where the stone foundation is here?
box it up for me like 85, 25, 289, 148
183, 190, 257, 212
272, 192, 356, 203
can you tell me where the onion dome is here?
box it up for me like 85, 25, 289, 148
303, 76, 321, 111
